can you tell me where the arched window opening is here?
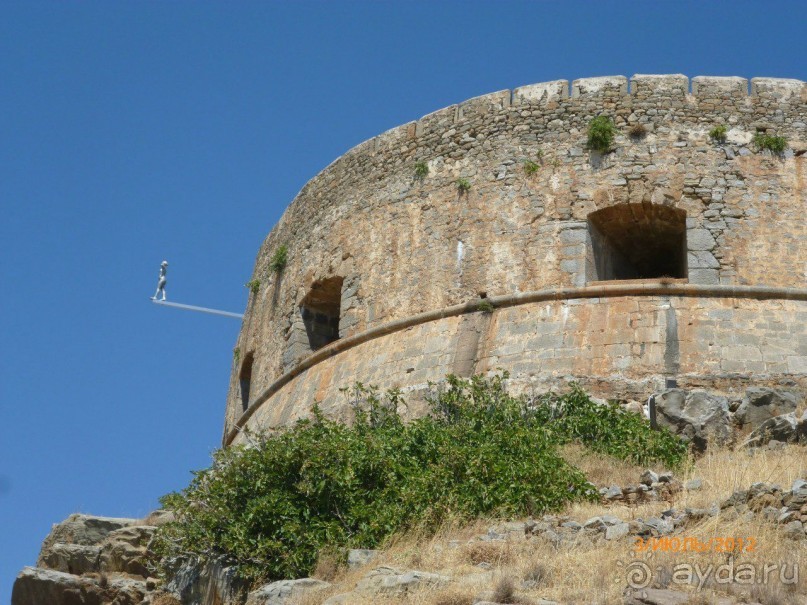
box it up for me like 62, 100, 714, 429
239, 352, 254, 411
587, 204, 688, 282
300, 276, 344, 351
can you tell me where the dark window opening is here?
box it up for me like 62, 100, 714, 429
239, 353, 253, 411
587, 204, 688, 281
300, 276, 344, 351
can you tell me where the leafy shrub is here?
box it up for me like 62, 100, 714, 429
753, 132, 787, 154
269, 245, 288, 273
153, 374, 685, 584
526, 384, 687, 467
233, 347, 241, 364
414, 161, 429, 179
245, 279, 261, 294
456, 178, 471, 193
586, 115, 616, 152
708, 125, 727, 143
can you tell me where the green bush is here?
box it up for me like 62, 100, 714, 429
269, 245, 288, 273
153, 374, 685, 584
456, 178, 471, 193
587, 116, 617, 152
752, 132, 787, 154
245, 279, 261, 294
526, 385, 688, 466
709, 125, 727, 143
414, 162, 429, 179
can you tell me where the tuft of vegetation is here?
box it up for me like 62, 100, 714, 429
586, 115, 617, 152
491, 576, 520, 604
708, 124, 727, 143
269, 245, 288, 273
752, 132, 787, 154
414, 161, 429, 179
233, 347, 241, 364
456, 178, 471, 193
523, 159, 541, 176
477, 299, 495, 313
153, 374, 686, 584
628, 123, 648, 140
245, 279, 261, 294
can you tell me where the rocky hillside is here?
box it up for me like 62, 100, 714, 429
12, 386, 807, 605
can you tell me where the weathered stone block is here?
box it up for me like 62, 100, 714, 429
513, 80, 568, 105
571, 76, 628, 98
691, 76, 748, 97
630, 74, 689, 96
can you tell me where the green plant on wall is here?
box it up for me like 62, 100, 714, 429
414, 161, 429, 179
233, 347, 241, 364
708, 125, 727, 143
245, 279, 261, 294
752, 132, 787, 154
456, 178, 471, 193
523, 159, 541, 176
270, 245, 288, 273
586, 115, 617, 153
477, 299, 495, 313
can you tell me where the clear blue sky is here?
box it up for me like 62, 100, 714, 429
1, 1, 804, 600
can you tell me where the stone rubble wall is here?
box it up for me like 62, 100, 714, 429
225, 74, 807, 442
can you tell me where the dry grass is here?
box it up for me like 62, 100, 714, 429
150, 594, 182, 605
676, 444, 805, 510
428, 588, 475, 605
629, 123, 649, 139
312, 548, 345, 582
461, 540, 514, 567
559, 442, 647, 487
286, 443, 807, 604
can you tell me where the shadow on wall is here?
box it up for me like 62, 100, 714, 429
300, 276, 344, 351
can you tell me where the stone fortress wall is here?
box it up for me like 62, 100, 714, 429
223, 74, 807, 446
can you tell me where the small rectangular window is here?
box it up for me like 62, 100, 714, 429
587, 204, 688, 282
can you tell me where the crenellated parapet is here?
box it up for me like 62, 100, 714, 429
340, 74, 804, 160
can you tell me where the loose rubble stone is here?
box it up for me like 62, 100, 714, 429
735, 387, 798, 430
745, 413, 800, 446
605, 522, 631, 541
654, 389, 731, 450
354, 566, 450, 596
624, 588, 691, 605
684, 478, 702, 490
640, 470, 659, 486
246, 578, 330, 605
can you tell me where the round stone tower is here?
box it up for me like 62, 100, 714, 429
223, 74, 807, 446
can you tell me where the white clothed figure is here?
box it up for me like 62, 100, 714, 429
151, 261, 168, 301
